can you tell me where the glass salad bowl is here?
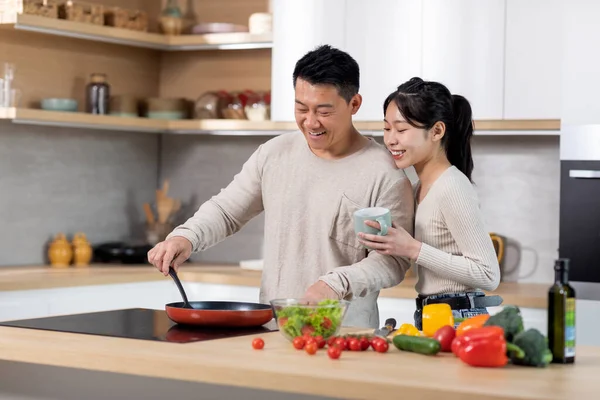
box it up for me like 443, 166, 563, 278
270, 298, 350, 341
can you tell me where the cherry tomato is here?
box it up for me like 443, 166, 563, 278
370, 337, 384, 350
327, 345, 342, 359
359, 337, 370, 351
327, 336, 337, 347
301, 325, 315, 337
333, 337, 347, 351
372, 339, 389, 353
314, 335, 326, 349
433, 325, 456, 352
292, 336, 306, 350
252, 338, 264, 350
348, 338, 362, 351
305, 342, 318, 355
321, 317, 332, 329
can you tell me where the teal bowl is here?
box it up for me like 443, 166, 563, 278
41, 98, 78, 112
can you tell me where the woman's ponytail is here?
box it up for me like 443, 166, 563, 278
448, 94, 474, 181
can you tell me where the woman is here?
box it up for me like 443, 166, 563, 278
358, 77, 501, 329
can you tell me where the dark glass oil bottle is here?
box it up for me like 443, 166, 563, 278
548, 258, 576, 364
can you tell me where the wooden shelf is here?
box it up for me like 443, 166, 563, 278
0, 108, 561, 136
1, 14, 272, 51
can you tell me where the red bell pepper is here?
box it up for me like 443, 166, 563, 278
452, 326, 523, 368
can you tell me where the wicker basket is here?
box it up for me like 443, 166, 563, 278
104, 7, 148, 31
58, 0, 103, 25
23, 0, 58, 18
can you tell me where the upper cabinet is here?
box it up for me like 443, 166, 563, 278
421, 0, 506, 120
270, 0, 346, 122
504, 0, 562, 120
561, 0, 600, 125
344, 0, 422, 121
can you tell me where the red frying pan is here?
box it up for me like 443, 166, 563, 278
165, 267, 273, 327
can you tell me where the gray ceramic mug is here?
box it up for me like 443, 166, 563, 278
353, 207, 391, 248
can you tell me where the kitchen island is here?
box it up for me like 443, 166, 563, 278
0, 323, 597, 400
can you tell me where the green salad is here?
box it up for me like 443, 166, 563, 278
275, 299, 344, 338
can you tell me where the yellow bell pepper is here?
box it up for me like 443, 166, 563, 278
393, 323, 420, 337
422, 303, 454, 337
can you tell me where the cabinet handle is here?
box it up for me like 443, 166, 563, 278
569, 169, 600, 179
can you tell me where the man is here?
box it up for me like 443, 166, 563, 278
148, 45, 414, 328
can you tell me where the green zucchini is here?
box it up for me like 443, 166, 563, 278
392, 335, 441, 355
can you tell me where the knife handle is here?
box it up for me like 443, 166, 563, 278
384, 318, 397, 330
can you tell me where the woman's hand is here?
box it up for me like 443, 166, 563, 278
358, 220, 422, 259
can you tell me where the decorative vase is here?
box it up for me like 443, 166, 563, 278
160, 0, 183, 35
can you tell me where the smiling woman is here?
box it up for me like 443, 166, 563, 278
358, 77, 502, 330
291, 45, 369, 160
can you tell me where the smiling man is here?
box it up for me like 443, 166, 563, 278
148, 45, 415, 328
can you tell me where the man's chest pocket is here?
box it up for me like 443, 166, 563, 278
329, 193, 365, 251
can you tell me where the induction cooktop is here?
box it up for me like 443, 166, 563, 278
0, 308, 275, 344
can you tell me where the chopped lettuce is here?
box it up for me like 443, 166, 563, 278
276, 299, 344, 338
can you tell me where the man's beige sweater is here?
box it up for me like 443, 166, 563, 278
167, 131, 415, 328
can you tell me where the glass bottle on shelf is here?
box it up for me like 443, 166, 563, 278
86, 73, 110, 115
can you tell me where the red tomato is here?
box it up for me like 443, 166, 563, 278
327, 336, 337, 347
372, 339, 389, 353
433, 325, 456, 352
314, 335, 326, 349
305, 342, 318, 355
292, 336, 305, 350
252, 338, 264, 350
321, 317, 332, 329
359, 337, 370, 351
327, 345, 342, 359
301, 325, 315, 337
370, 337, 384, 350
348, 338, 362, 351
333, 337, 348, 351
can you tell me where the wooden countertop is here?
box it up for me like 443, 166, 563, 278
0, 264, 549, 309
0, 325, 596, 400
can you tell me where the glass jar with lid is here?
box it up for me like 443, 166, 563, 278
86, 73, 110, 114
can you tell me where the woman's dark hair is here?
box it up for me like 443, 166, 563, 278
383, 77, 474, 181
293, 44, 360, 103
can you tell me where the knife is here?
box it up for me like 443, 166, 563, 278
373, 318, 397, 337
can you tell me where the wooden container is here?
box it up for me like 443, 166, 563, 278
104, 7, 148, 31
58, 1, 104, 25
23, 0, 58, 18
109, 95, 139, 117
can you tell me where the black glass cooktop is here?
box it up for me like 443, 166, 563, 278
0, 308, 274, 344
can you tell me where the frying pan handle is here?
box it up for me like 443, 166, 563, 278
168, 267, 192, 308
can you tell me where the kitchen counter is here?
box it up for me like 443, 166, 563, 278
0, 324, 596, 400
0, 263, 549, 308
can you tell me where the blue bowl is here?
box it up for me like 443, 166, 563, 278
41, 98, 78, 112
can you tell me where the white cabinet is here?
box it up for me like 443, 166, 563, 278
421, 0, 505, 120
344, 0, 423, 121
561, 0, 600, 125
504, 0, 562, 120
270, 0, 347, 122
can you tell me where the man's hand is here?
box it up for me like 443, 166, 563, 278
303, 281, 340, 303
147, 236, 193, 276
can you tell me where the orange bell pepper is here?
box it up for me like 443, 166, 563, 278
456, 314, 490, 336
422, 304, 454, 337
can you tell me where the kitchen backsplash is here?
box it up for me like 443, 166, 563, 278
160, 133, 560, 284
0, 123, 560, 284
0, 122, 158, 266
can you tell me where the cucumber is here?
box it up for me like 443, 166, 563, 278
392, 335, 441, 355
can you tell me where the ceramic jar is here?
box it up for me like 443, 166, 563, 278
48, 233, 73, 268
